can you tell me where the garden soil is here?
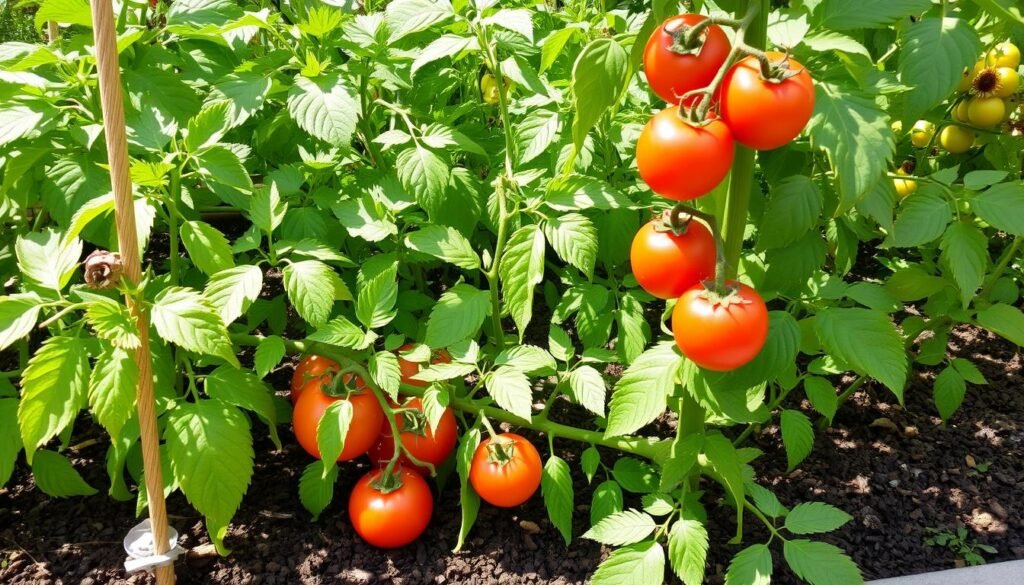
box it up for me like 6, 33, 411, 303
1, 325, 1021, 585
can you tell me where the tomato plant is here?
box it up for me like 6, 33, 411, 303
0, 0, 1021, 582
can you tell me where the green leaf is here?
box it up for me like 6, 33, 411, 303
702, 434, 745, 540
35, 0, 91, 28
151, 287, 238, 366
287, 74, 360, 147
357, 262, 398, 329
784, 539, 863, 585
757, 175, 822, 250
570, 38, 628, 164
809, 83, 894, 212
484, 8, 533, 39
185, 102, 231, 152
494, 345, 557, 376
542, 455, 574, 545
0, 294, 41, 351
963, 170, 1008, 191
0, 102, 56, 146
785, 502, 852, 535
385, 0, 453, 42
18, 336, 89, 463
781, 409, 814, 471
424, 284, 490, 348
885, 264, 948, 301
181, 221, 234, 276
583, 509, 656, 546
591, 479, 624, 526
976, 304, 1024, 347
934, 365, 967, 421
940, 222, 987, 308
405, 225, 480, 270
411, 34, 479, 76
205, 366, 280, 449
499, 225, 546, 339
816, 0, 930, 30
803, 376, 838, 423
454, 427, 481, 552
660, 434, 703, 492
815, 308, 907, 401
369, 351, 401, 401
543, 213, 597, 278
249, 183, 287, 235
898, 17, 980, 121
204, 264, 263, 325
612, 457, 658, 493
88, 347, 138, 439
545, 175, 630, 210
581, 446, 600, 483
299, 460, 338, 521
486, 366, 533, 421
284, 260, 349, 327
192, 146, 252, 200
725, 544, 773, 585
308, 316, 369, 349
642, 493, 674, 516
316, 399, 353, 474
605, 342, 679, 438
668, 518, 709, 585
516, 109, 561, 164
540, 26, 580, 73
397, 147, 450, 218
166, 400, 254, 554
591, 541, 665, 585
207, 72, 272, 128
566, 365, 606, 417
748, 482, 788, 518
972, 182, 1024, 236
254, 335, 286, 379
845, 282, 901, 313
0, 398, 23, 487
31, 450, 97, 497
889, 190, 953, 248
82, 296, 140, 349
16, 230, 81, 291
166, 0, 241, 28
951, 358, 987, 385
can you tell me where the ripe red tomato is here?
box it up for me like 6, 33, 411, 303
644, 14, 731, 106
469, 433, 542, 508
719, 53, 815, 150
292, 378, 384, 461
637, 106, 734, 201
367, 397, 458, 473
672, 281, 769, 371
630, 219, 716, 300
397, 344, 452, 388
290, 355, 339, 405
349, 468, 433, 549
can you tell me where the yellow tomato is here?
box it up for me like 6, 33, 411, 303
988, 42, 1021, 70
939, 125, 975, 153
967, 97, 1006, 127
893, 169, 917, 198
995, 67, 1020, 98
957, 66, 973, 93
480, 73, 502, 106
952, 100, 971, 123
910, 120, 936, 148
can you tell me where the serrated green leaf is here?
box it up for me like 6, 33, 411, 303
726, 544, 772, 585
18, 336, 89, 463
83, 296, 140, 350
758, 175, 822, 250
88, 346, 138, 439
543, 213, 597, 278
0, 399, 23, 486
815, 308, 907, 401
972, 182, 1024, 236
185, 102, 231, 152
889, 190, 953, 248
976, 304, 1024, 347
583, 509, 656, 546
748, 482, 788, 518
254, 336, 286, 379
816, 0, 930, 30
308, 316, 369, 349
316, 399, 353, 474
581, 446, 600, 483
299, 460, 337, 521
781, 409, 814, 471
204, 264, 263, 325
951, 358, 987, 385
205, 366, 280, 449
192, 145, 252, 200
287, 74, 360, 147
542, 455, 574, 545
940, 221, 987, 308
32, 450, 97, 497
166, 400, 254, 553
397, 147, 450, 219
591, 479, 624, 525
486, 366, 533, 421
785, 502, 852, 535
570, 38, 628, 166
516, 109, 561, 164
591, 541, 665, 585
181, 220, 234, 276
668, 518, 709, 585
284, 260, 348, 327
385, 0, 453, 42
0, 294, 41, 352
16, 230, 81, 291
934, 365, 967, 421
405, 225, 480, 270
411, 34, 478, 75
151, 287, 238, 366
605, 342, 678, 438
613, 457, 658, 493
369, 351, 401, 401
898, 17, 980, 121
660, 433, 702, 492
803, 376, 838, 423
454, 427, 481, 552
424, 284, 490, 348
566, 365, 606, 417
499, 225, 546, 340
784, 539, 863, 585
357, 262, 398, 329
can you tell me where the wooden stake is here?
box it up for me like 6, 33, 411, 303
88, 1, 175, 583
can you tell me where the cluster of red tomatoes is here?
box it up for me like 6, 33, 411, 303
289, 350, 544, 548
896, 41, 1022, 197
630, 14, 815, 371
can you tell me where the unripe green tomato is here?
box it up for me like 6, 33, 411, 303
910, 120, 936, 148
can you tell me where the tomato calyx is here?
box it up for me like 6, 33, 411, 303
397, 408, 429, 438
369, 468, 406, 495
666, 14, 741, 55
695, 280, 752, 308
322, 369, 362, 399
485, 436, 518, 467
745, 48, 804, 84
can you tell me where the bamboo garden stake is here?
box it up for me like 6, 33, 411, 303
88, 0, 176, 582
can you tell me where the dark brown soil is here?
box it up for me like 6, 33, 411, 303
1, 325, 1021, 585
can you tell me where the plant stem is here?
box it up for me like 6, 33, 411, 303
979, 236, 1021, 299
167, 164, 182, 284
676, 393, 706, 490
229, 334, 668, 460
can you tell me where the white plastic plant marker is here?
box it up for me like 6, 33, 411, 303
123, 519, 184, 574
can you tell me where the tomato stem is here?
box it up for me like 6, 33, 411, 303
478, 411, 500, 442
671, 15, 743, 54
